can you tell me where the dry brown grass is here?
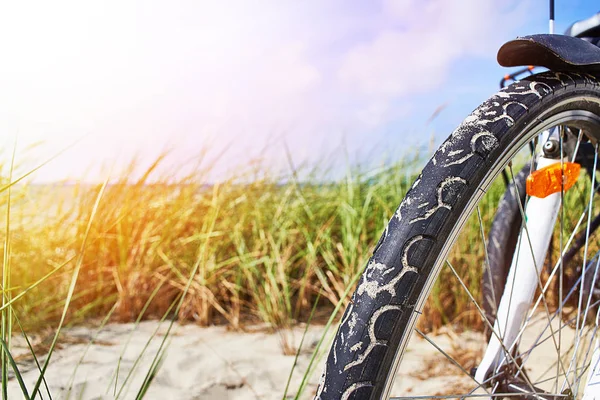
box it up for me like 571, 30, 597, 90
7, 152, 578, 337
0, 155, 428, 333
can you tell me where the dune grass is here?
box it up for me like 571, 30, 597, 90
0, 148, 538, 398
2, 146, 597, 398
0, 150, 518, 337
1, 153, 438, 334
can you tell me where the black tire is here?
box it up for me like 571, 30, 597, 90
316, 72, 600, 400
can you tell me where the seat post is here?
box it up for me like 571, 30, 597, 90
549, 0, 555, 34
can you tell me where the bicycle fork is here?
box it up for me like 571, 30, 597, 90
475, 154, 562, 396
474, 130, 598, 398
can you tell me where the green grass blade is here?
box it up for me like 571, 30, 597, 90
134, 347, 166, 400
110, 276, 168, 395
2, 140, 17, 400
295, 270, 361, 399
29, 179, 108, 400
11, 308, 51, 400
114, 295, 181, 399
0, 137, 85, 195
126, 190, 220, 399
0, 338, 30, 400
0, 256, 77, 314
64, 301, 118, 400
282, 292, 321, 399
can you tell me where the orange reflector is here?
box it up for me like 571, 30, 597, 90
526, 162, 581, 198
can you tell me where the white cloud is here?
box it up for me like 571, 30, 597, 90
339, 0, 532, 123
0, 0, 533, 182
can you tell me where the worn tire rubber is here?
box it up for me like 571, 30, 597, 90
316, 72, 600, 400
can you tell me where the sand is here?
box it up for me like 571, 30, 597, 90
8, 321, 329, 400
5, 318, 579, 399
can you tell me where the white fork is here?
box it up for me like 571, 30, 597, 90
475, 154, 563, 393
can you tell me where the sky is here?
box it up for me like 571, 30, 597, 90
0, 0, 598, 183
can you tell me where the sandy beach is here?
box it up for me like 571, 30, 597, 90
8, 321, 330, 400
6, 319, 573, 399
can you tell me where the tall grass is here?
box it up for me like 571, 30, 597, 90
7, 148, 595, 399
0, 153, 435, 333
3, 149, 547, 341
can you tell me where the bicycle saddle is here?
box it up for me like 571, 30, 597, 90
498, 34, 600, 72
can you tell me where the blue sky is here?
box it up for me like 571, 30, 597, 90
427, 0, 599, 154
0, 0, 598, 182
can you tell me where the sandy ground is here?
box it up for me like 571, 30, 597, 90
5, 319, 578, 399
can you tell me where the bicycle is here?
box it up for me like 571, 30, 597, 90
316, 6, 600, 400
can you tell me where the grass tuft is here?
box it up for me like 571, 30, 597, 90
1, 153, 431, 333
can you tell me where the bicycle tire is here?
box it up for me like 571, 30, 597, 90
316, 71, 600, 400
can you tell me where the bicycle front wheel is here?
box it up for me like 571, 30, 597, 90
317, 71, 600, 399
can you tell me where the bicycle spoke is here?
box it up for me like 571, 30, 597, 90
573, 325, 598, 388
508, 208, 587, 358
514, 270, 600, 392
557, 127, 565, 392
508, 163, 572, 391
576, 255, 600, 388
568, 142, 599, 392
507, 212, 595, 379
534, 363, 589, 387
445, 260, 539, 394
571, 129, 584, 164
415, 328, 490, 393
390, 393, 569, 399
520, 299, 600, 364
478, 206, 498, 320
499, 164, 526, 345
532, 323, 594, 386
